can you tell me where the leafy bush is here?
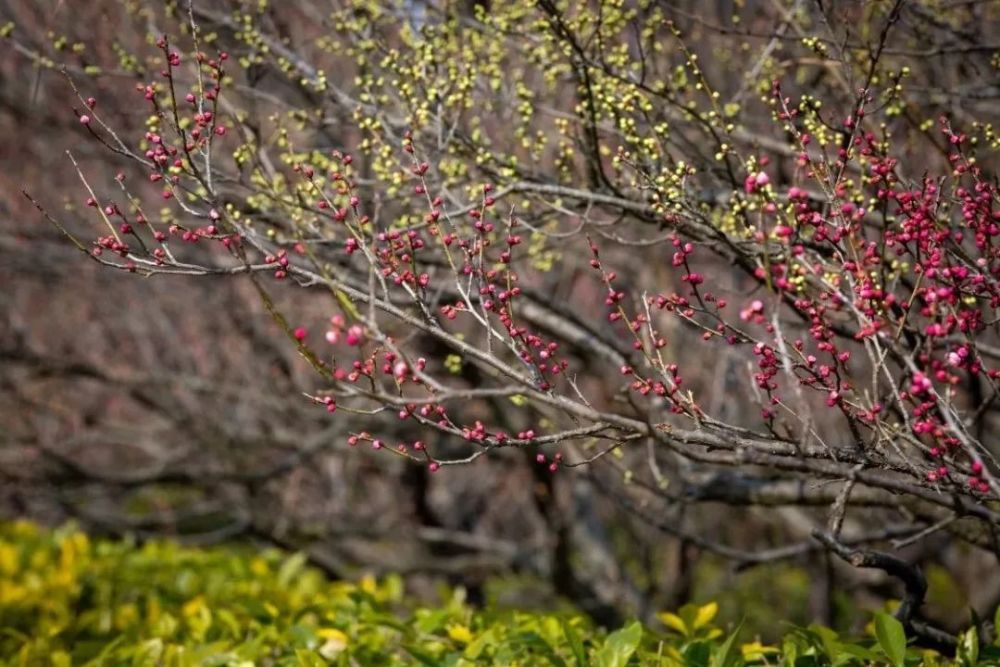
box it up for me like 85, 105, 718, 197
2, 522, 998, 665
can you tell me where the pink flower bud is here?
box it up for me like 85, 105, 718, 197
345, 325, 364, 346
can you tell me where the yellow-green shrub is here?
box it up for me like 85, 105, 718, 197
1, 522, 997, 666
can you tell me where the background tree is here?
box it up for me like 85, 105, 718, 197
3, 0, 1000, 644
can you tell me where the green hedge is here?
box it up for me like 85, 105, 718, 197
0, 522, 996, 665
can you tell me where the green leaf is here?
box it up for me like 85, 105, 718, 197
958, 626, 979, 667
562, 620, 587, 667
463, 627, 493, 660
832, 641, 881, 662
130, 639, 164, 667
995, 605, 1000, 647
595, 620, 642, 667
277, 551, 308, 587
510, 630, 566, 666
694, 602, 719, 630
683, 640, 711, 667
404, 644, 444, 666
657, 611, 688, 636
294, 649, 327, 667
711, 620, 743, 667
92, 635, 127, 662
874, 612, 907, 667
